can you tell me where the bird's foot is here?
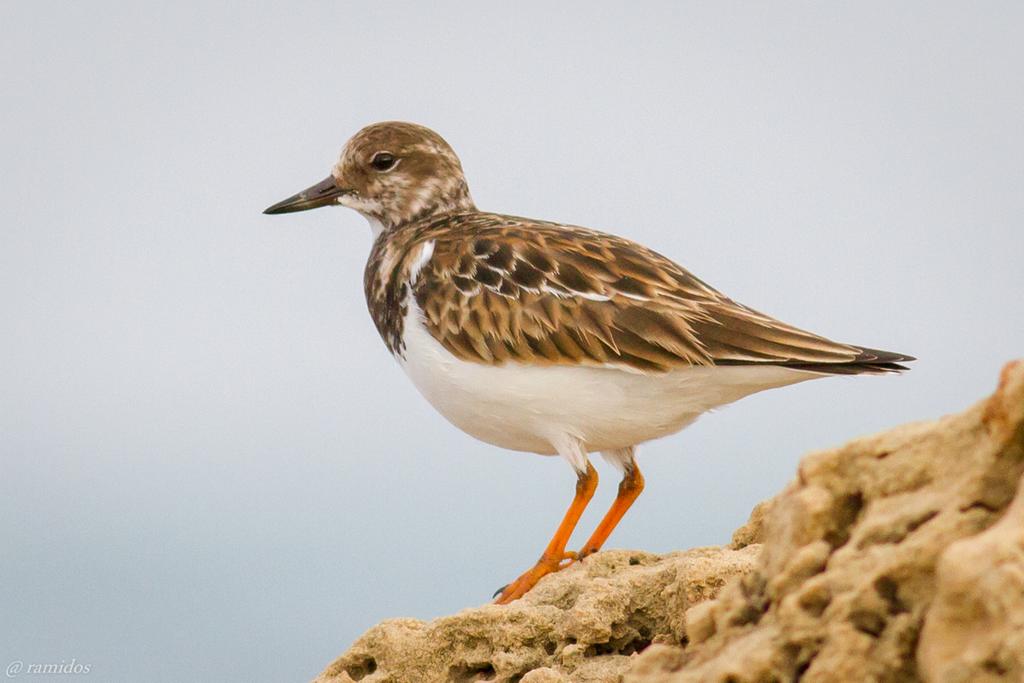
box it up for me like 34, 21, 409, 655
493, 551, 579, 604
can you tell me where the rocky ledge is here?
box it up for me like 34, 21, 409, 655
314, 360, 1024, 683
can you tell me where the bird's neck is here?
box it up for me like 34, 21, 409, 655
369, 194, 478, 235
363, 215, 389, 238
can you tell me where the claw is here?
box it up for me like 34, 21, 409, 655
493, 550, 583, 604
491, 583, 509, 600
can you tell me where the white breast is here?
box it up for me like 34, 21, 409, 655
395, 300, 819, 456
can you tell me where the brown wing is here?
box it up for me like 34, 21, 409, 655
411, 216, 911, 374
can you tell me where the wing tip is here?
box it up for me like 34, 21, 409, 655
854, 345, 914, 361
852, 346, 916, 369
785, 346, 915, 375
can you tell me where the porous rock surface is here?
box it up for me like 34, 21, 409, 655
315, 360, 1024, 683
314, 546, 759, 683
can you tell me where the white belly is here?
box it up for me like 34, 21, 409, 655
396, 301, 818, 455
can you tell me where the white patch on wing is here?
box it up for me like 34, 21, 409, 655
569, 289, 613, 302
408, 240, 435, 284
539, 284, 571, 299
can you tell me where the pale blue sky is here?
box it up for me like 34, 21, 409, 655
2, 2, 1022, 681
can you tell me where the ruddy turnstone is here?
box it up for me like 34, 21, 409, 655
264, 121, 913, 604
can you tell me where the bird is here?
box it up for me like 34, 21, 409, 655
263, 121, 913, 604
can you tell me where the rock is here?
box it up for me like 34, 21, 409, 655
918, 486, 1024, 679
313, 360, 1024, 683
627, 359, 1024, 683
312, 547, 758, 683
729, 499, 774, 550
519, 668, 568, 683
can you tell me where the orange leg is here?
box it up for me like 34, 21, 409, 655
577, 463, 645, 559
494, 462, 598, 604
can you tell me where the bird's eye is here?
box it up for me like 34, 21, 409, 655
371, 152, 398, 172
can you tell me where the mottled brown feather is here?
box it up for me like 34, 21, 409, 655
363, 212, 912, 374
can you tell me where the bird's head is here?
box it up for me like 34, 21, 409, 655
264, 121, 475, 231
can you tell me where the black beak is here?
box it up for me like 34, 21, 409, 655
263, 176, 351, 214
